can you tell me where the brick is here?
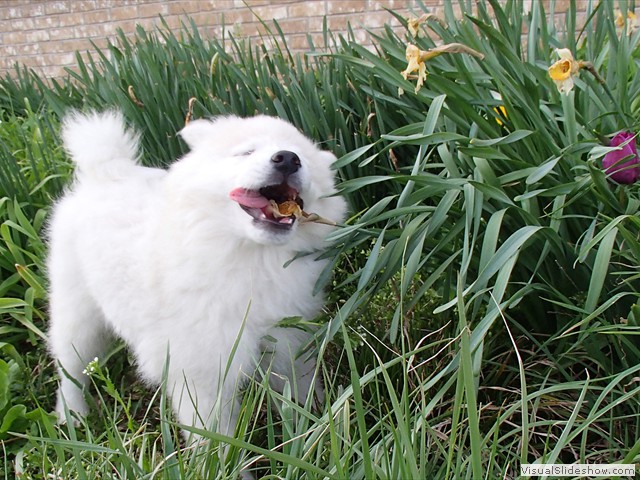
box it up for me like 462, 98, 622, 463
188, 11, 220, 28
94, 0, 132, 7
287, 33, 323, 51
39, 39, 69, 54
272, 18, 310, 35
202, 0, 235, 11
50, 51, 76, 66
250, 5, 289, 20
41, 52, 71, 70
73, 23, 109, 38
111, 6, 138, 21
26, 2, 45, 16
362, 10, 399, 29
1, 44, 17, 56
74, 1, 99, 12
16, 42, 41, 55
325, 14, 351, 31
136, 17, 162, 32
308, 16, 329, 33
4, 8, 18, 19
236, 0, 270, 7
305, 32, 328, 50
368, 0, 418, 10
57, 13, 87, 27
161, 14, 183, 30
168, 1, 206, 15
6, 30, 26, 44
10, 16, 35, 30
326, 0, 365, 14
219, 8, 254, 24
188, 0, 228, 9
80, 9, 112, 24
110, 19, 138, 36
49, 28, 73, 43
235, 20, 262, 37
26, 29, 50, 42
45, 2, 70, 14
33, 14, 61, 29
288, 1, 326, 17
139, 2, 170, 18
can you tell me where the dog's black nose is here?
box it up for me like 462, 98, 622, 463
271, 151, 301, 175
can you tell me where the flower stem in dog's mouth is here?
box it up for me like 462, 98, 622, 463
229, 186, 336, 226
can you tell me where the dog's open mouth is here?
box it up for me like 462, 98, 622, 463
229, 184, 304, 229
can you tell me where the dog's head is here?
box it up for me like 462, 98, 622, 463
169, 115, 346, 246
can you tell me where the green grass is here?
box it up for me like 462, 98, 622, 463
1, 0, 640, 478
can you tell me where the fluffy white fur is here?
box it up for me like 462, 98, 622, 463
48, 110, 346, 437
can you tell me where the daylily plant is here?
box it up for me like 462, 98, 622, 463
401, 43, 484, 93
602, 131, 640, 184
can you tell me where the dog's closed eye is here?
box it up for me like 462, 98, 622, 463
234, 148, 255, 157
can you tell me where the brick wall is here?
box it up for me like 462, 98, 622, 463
0, 0, 442, 80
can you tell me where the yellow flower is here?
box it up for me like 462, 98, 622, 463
616, 10, 638, 32
401, 43, 484, 93
548, 48, 580, 94
494, 106, 507, 126
491, 91, 507, 126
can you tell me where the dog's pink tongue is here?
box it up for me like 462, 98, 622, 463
229, 188, 269, 208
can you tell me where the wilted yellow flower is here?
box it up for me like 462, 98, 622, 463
615, 9, 638, 32
401, 43, 484, 93
548, 48, 580, 94
407, 14, 428, 37
406, 13, 445, 36
402, 44, 428, 92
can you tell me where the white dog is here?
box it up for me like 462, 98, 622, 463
47, 110, 346, 437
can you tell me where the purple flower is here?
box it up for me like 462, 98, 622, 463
602, 131, 640, 184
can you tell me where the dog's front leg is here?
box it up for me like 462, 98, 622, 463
261, 326, 324, 406
48, 288, 112, 422
167, 356, 249, 439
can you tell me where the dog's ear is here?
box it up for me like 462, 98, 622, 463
178, 119, 215, 151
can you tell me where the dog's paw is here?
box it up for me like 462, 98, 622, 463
53, 407, 82, 427
54, 391, 88, 426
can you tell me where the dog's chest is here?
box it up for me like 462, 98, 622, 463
149, 250, 323, 331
